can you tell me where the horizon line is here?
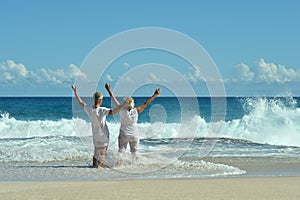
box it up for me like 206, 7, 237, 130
1, 95, 299, 98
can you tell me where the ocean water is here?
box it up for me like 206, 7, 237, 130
1, 96, 300, 181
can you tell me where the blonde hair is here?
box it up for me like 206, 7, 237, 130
126, 97, 135, 109
93, 92, 103, 104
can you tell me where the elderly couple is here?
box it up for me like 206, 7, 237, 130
72, 84, 161, 168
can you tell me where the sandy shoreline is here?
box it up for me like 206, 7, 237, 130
1, 177, 300, 200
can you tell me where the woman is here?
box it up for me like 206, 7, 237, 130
105, 83, 161, 156
71, 85, 128, 168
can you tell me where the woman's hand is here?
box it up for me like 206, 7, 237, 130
123, 97, 130, 105
71, 85, 77, 92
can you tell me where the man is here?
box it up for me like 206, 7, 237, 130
71, 85, 128, 168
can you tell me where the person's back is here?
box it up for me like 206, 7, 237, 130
105, 83, 161, 155
84, 106, 110, 147
119, 107, 138, 137
71, 85, 128, 168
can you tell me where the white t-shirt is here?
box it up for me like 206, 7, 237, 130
84, 105, 110, 147
119, 107, 139, 137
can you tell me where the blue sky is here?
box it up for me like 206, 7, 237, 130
0, 0, 299, 96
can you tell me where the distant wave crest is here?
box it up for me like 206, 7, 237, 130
1, 96, 300, 147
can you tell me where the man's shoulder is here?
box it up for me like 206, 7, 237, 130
83, 104, 91, 110
99, 106, 109, 110
99, 107, 111, 113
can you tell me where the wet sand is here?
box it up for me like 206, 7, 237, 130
1, 177, 300, 200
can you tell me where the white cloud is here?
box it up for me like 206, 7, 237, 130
68, 64, 87, 80
256, 59, 300, 83
0, 60, 28, 83
149, 73, 160, 82
256, 59, 280, 83
184, 65, 204, 83
122, 62, 130, 69
146, 72, 168, 83
119, 75, 135, 84
232, 59, 300, 83
106, 74, 113, 82
7, 60, 28, 77
0, 60, 87, 86
3, 72, 14, 82
233, 63, 254, 81
39, 68, 62, 84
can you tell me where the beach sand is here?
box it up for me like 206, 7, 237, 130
1, 177, 300, 200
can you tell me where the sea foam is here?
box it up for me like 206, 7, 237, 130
1, 97, 300, 147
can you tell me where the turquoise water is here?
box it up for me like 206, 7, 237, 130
0, 96, 300, 181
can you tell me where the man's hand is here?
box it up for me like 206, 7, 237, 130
154, 88, 161, 96
105, 83, 111, 91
